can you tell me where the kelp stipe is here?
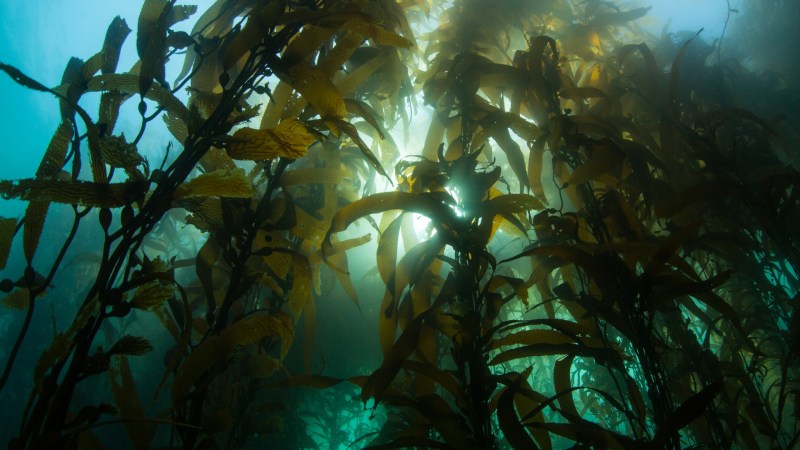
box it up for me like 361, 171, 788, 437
0, 0, 798, 449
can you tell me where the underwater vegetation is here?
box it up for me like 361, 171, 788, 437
0, 0, 799, 448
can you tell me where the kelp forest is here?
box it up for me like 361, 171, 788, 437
1, 0, 799, 448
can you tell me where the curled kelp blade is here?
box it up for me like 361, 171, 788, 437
323, 191, 458, 258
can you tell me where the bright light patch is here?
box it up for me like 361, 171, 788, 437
411, 186, 465, 237
412, 213, 433, 237
446, 186, 466, 218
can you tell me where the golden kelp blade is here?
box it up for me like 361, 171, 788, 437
287, 62, 348, 118
227, 119, 315, 160
222, 1, 283, 72
98, 134, 144, 169
173, 168, 253, 200
340, 17, 414, 48
36, 121, 72, 179
198, 147, 236, 173
0, 179, 146, 208
287, 253, 312, 321
326, 192, 457, 246
86, 73, 190, 122
25, 114, 66, 259
129, 281, 174, 311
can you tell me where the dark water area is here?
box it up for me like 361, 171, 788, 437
0, 1, 799, 449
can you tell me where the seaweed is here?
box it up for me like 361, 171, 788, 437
0, 0, 798, 449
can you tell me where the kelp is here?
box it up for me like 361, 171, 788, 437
0, 0, 798, 449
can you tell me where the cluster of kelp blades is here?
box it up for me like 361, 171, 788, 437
0, 0, 797, 449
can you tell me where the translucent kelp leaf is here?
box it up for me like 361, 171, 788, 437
527, 136, 547, 202
377, 215, 403, 285
287, 62, 348, 118
222, 1, 283, 71
2, 288, 33, 310
109, 335, 154, 356
0, 217, 16, 270
287, 253, 312, 321
325, 192, 455, 256
137, 0, 171, 96
260, 81, 292, 129
108, 356, 150, 450
282, 25, 336, 65
173, 168, 252, 200
23, 201, 48, 264
163, 112, 188, 143
172, 312, 293, 402
198, 147, 236, 173
554, 354, 579, 418
340, 18, 414, 48
651, 380, 723, 448
335, 49, 391, 97
1, 62, 106, 183
37, 121, 72, 179
99, 134, 144, 168
180, 197, 223, 231
87, 73, 189, 121
129, 281, 174, 311
344, 98, 385, 139
280, 167, 344, 186
227, 119, 314, 160
99, 91, 126, 135
101, 16, 131, 74
497, 386, 540, 450
0, 179, 146, 208
490, 329, 576, 351
362, 312, 430, 406
334, 119, 392, 182
317, 32, 364, 77
325, 238, 369, 308
566, 142, 625, 186
19, 182, 54, 270
34, 300, 99, 401
491, 127, 530, 192
482, 194, 545, 218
